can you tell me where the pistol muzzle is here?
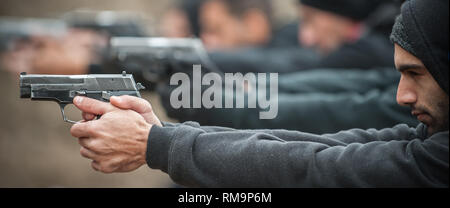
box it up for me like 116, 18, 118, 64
19, 72, 31, 98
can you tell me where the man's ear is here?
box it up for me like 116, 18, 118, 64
242, 9, 271, 46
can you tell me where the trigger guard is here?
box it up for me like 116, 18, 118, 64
59, 104, 78, 124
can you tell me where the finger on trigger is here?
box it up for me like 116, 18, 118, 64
110, 95, 152, 114
73, 96, 116, 116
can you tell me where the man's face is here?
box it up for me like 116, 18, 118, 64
199, 0, 271, 50
160, 8, 193, 38
200, 0, 245, 50
298, 5, 359, 54
395, 44, 449, 136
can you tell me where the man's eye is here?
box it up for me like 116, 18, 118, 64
407, 71, 420, 76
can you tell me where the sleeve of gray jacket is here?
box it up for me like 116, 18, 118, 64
146, 122, 449, 187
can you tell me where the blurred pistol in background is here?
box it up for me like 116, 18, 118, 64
19, 71, 145, 124
101, 37, 221, 86
0, 17, 68, 52
62, 10, 151, 37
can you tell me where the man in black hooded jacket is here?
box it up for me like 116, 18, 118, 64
70, 0, 448, 187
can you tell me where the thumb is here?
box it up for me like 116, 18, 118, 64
110, 95, 153, 114
73, 96, 116, 115
111, 96, 162, 127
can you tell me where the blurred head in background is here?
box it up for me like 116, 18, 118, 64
0, 28, 100, 75
160, 0, 204, 38
199, 0, 273, 50
297, 0, 385, 54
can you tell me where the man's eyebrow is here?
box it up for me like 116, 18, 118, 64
396, 64, 424, 72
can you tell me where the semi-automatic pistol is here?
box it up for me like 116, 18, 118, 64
19, 71, 146, 124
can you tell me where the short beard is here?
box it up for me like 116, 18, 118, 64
429, 99, 449, 136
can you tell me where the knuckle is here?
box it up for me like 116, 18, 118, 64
88, 139, 100, 151
82, 99, 94, 111
145, 100, 153, 111
70, 124, 83, 137
100, 163, 113, 174
139, 97, 150, 107
80, 138, 93, 149
80, 147, 95, 159
91, 162, 99, 171
85, 122, 98, 136
106, 104, 117, 112
70, 126, 77, 137
79, 138, 89, 148
80, 139, 90, 149
110, 157, 122, 167
80, 147, 85, 156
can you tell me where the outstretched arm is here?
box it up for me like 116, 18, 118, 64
147, 121, 447, 188
70, 96, 448, 188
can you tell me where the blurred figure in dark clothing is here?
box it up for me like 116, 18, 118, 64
298, 0, 387, 54
157, 0, 415, 133
295, 0, 396, 68
210, 0, 400, 74
158, 67, 418, 134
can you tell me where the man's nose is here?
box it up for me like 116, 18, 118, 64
396, 76, 417, 106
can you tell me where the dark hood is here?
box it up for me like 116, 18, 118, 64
390, 0, 449, 95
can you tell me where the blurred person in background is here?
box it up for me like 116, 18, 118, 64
157, 0, 415, 133
210, 0, 400, 74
